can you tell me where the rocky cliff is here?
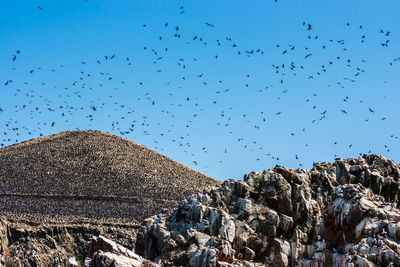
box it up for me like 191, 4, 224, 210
0, 215, 138, 266
1, 154, 400, 267
133, 155, 400, 266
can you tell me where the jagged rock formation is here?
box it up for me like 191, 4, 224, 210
135, 155, 400, 266
83, 235, 159, 267
0, 130, 220, 222
0, 215, 138, 266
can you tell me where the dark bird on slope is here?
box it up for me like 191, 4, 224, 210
307, 24, 312, 30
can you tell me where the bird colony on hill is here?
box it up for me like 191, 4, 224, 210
0, 2, 399, 178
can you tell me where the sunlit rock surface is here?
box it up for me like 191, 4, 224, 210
135, 155, 400, 266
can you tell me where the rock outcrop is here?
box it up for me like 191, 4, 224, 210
83, 235, 159, 267
0, 216, 138, 267
135, 154, 400, 266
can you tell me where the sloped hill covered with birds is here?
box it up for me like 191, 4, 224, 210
0, 130, 220, 222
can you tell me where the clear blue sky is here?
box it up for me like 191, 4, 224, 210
1, 0, 399, 181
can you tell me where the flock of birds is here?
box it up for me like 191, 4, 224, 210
1, 3, 399, 177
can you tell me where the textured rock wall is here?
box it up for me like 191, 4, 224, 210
83, 235, 159, 267
0, 217, 137, 266
135, 155, 400, 266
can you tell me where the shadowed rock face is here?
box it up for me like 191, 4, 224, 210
0, 130, 220, 222
0, 216, 138, 267
135, 154, 400, 267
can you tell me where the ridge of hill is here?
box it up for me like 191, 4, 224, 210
0, 130, 220, 222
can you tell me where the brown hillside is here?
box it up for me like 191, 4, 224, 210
0, 130, 220, 222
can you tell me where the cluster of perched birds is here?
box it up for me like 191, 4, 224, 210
0, 3, 398, 177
